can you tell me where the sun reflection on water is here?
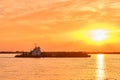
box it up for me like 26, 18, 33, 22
96, 54, 105, 80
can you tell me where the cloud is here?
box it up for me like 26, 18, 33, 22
0, 0, 119, 21
0, 0, 120, 51
0, 0, 119, 30
0, 0, 68, 18
0, 0, 119, 37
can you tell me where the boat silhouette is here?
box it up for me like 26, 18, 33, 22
15, 46, 91, 58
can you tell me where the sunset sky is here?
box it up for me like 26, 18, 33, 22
0, 0, 120, 51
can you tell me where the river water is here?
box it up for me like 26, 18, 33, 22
0, 54, 120, 80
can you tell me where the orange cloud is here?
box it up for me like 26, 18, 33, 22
0, 0, 120, 51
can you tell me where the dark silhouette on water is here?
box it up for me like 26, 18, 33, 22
15, 46, 91, 58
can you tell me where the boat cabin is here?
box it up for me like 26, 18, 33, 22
30, 46, 41, 56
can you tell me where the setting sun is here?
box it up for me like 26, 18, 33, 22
71, 22, 119, 46
0, 0, 120, 52
90, 29, 108, 41
1, 0, 120, 79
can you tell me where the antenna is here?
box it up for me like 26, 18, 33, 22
35, 43, 37, 47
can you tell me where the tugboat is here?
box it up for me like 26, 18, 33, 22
15, 46, 41, 58
15, 46, 91, 58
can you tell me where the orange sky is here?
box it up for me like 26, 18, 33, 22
0, 0, 120, 51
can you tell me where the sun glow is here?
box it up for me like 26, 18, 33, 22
90, 29, 108, 41
71, 22, 119, 45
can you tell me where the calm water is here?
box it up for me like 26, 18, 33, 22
0, 54, 120, 80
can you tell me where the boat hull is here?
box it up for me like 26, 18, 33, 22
15, 52, 91, 58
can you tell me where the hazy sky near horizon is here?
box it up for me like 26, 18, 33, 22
0, 0, 120, 51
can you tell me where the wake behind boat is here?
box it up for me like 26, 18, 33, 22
15, 46, 91, 58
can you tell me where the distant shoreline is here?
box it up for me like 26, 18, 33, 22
0, 51, 120, 54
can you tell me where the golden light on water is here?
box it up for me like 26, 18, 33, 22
96, 54, 105, 80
